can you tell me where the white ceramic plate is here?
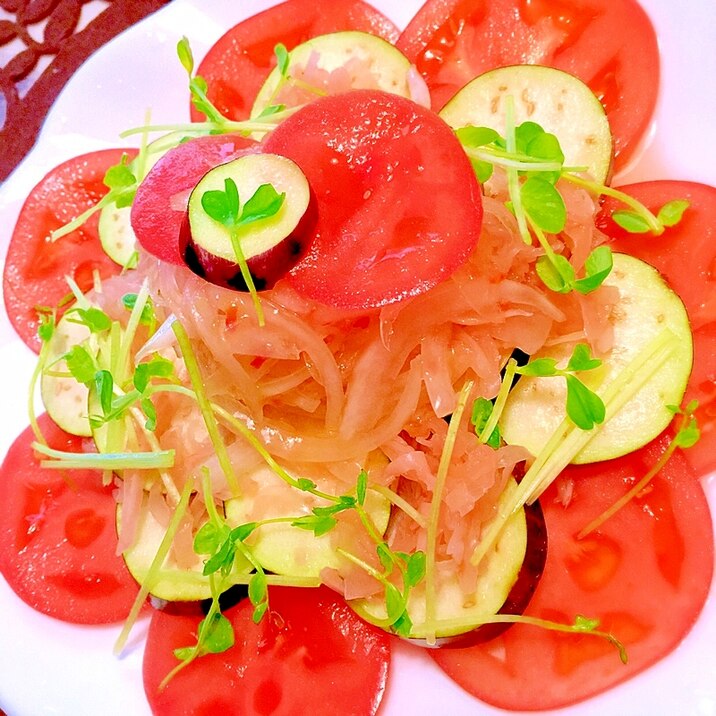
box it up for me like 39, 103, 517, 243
0, 1, 714, 714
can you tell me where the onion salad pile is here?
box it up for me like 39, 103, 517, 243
0, 0, 715, 715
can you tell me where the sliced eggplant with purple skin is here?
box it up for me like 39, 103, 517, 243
183, 152, 314, 290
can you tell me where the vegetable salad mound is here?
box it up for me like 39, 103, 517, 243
0, 1, 714, 715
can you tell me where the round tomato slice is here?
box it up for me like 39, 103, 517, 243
131, 134, 257, 265
190, 0, 399, 122
397, 0, 659, 169
596, 180, 716, 477
3, 148, 136, 353
263, 90, 483, 309
143, 586, 391, 716
431, 435, 713, 710
0, 414, 140, 624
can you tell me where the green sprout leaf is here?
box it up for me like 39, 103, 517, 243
518, 356, 559, 377
64, 345, 98, 386
200, 612, 235, 654
291, 513, 336, 537
657, 199, 689, 227
565, 374, 605, 430
521, 176, 566, 234
514, 121, 544, 153
66, 306, 112, 333
95, 370, 114, 416
535, 254, 575, 294
176, 36, 194, 75
230, 522, 258, 542
674, 416, 700, 448
384, 583, 405, 624
238, 183, 285, 226
256, 103, 286, 118
573, 245, 613, 294
356, 469, 368, 506
37, 309, 56, 342
526, 130, 564, 165
140, 397, 157, 431
405, 551, 426, 588
202, 183, 239, 226
611, 209, 651, 233
202, 537, 236, 576
455, 125, 500, 148
133, 356, 175, 393
470, 397, 501, 448
103, 155, 137, 208
377, 543, 395, 574
122, 293, 154, 325
517, 344, 604, 431
392, 611, 413, 638
574, 614, 600, 632
566, 343, 602, 373
274, 43, 290, 78
248, 571, 269, 623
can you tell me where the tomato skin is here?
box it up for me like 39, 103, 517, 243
263, 90, 483, 309
143, 586, 391, 716
397, 0, 659, 169
431, 435, 713, 710
2, 148, 135, 353
0, 414, 140, 624
191, 0, 400, 122
131, 134, 257, 265
596, 180, 716, 476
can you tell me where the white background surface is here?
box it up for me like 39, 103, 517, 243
0, 1, 714, 714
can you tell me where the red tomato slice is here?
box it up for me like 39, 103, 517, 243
397, 0, 659, 169
263, 90, 483, 309
191, 0, 400, 122
143, 586, 391, 716
131, 134, 257, 265
0, 414, 140, 624
431, 435, 713, 710
596, 181, 716, 477
2, 148, 135, 353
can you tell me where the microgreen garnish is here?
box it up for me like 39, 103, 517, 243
50, 153, 138, 242
517, 344, 605, 430
407, 611, 627, 664
122, 292, 155, 326
64, 344, 99, 386
471, 397, 501, 448
457, 115, 688, 294
201, 178, 286, 327
36, 306, 56, 343
256, 103, 287, 118
177, 36, 226, 126
65, 306, 112, 333
578, 399, 700, 538
611, 199, 689, 233
471, 329, 678, 571
274, 43, 290, 78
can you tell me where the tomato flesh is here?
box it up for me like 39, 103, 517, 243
143, 586, 391, 716
263, 89, 483, 309
191, 0, 399, 122
397, 0, 659, 169
431, 435, 713, 710
597, 180, 716, 476
0, 414, 140, 624
2, 149, 135, 353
